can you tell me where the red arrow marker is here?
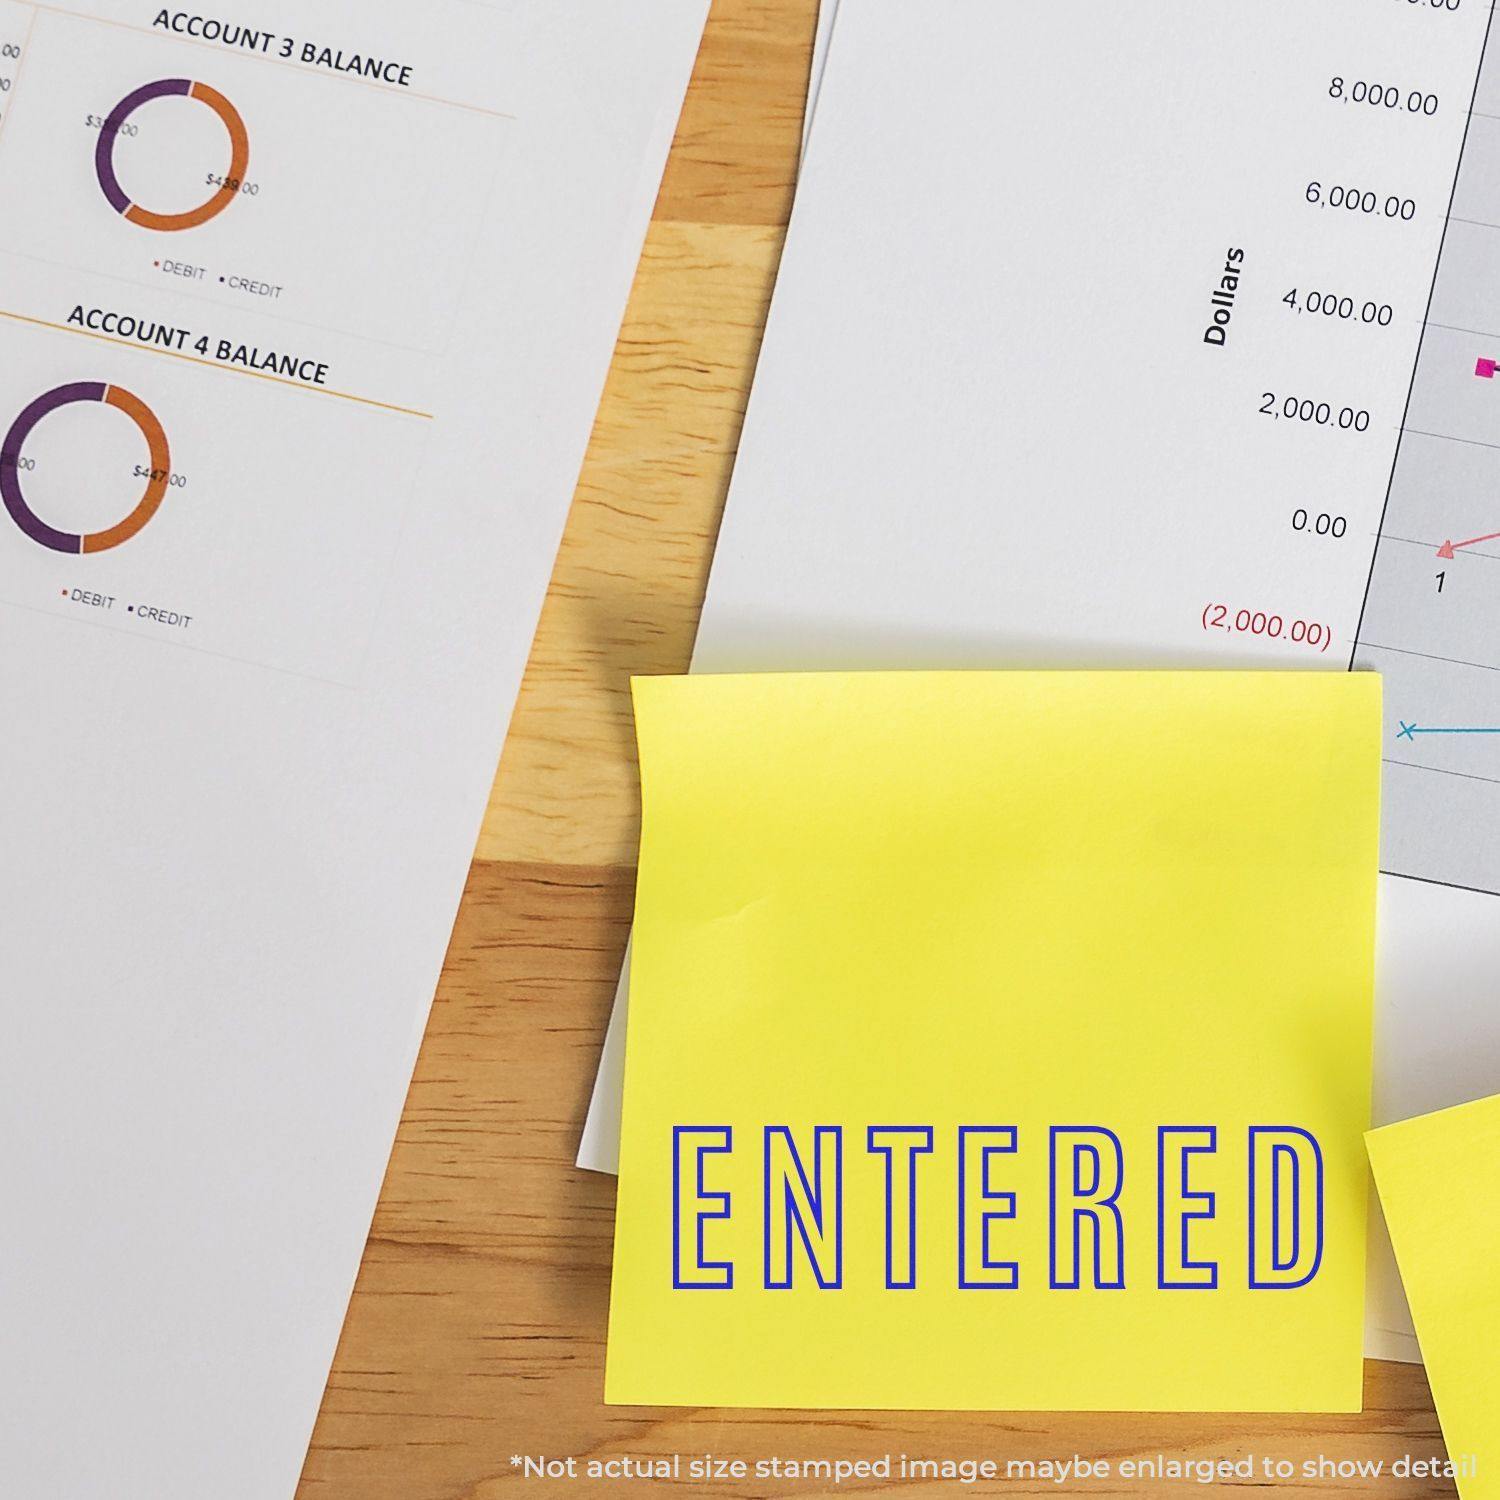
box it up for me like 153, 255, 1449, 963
1437, 531, 1500, 560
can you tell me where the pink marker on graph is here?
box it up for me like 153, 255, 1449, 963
1476, 357, 1498, 380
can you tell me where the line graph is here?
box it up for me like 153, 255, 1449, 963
1354, 42, 1500, 896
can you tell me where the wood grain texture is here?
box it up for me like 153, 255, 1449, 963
298, 2, 1455, 1495
475, 218, 784, 869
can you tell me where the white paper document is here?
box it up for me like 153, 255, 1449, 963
581, 0, 1500, 1364
0, 1, 706, 1494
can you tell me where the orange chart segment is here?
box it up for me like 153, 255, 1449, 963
85, 386, 170, 552
95, 78, 250, 233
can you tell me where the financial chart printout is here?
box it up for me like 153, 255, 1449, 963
584, 0, 1500, 1361
0, 0, 515, 681
1355, 32, 1500, 898
0, 2, 708, 1497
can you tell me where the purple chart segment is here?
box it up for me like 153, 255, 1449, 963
94, 78, 191, 216
0, 383, 108, 554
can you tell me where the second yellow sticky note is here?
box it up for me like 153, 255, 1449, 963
608, 672, 1381, 1411
1368, 1095, 1500, 1498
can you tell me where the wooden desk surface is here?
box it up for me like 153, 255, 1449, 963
297, 4, 1453, 1495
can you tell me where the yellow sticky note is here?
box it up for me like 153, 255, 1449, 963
607, 672, 1381, 1411
1368, 1096, 1500, 1496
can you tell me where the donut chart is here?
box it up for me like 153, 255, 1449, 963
95, 78, 249, 232
1, 383, 171, 554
